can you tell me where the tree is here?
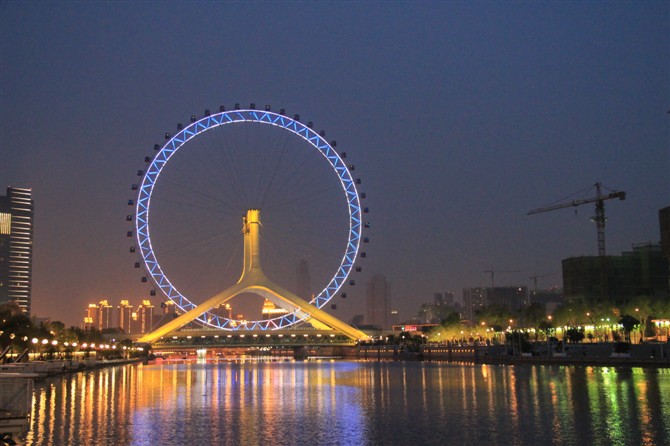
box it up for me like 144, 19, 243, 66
618, 314, 639, 343
565, 327, 585, 344
0, 313, 34, 350
418, 302, 461, 324
45, 320, 66, 337
440, 311, 461, 326
475, 304, 514, 329
521, 303, 546, 328
538, 320, 553, 341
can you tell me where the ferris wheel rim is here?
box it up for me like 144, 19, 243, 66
134, 108, 362, 330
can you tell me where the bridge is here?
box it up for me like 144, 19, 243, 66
120, 328, 361, 359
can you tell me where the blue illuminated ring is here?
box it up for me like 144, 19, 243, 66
135, 109, 362, 330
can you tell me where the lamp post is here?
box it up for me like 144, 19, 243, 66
546, 316, 553, 357
634, 308, 641, 343
509, 320, 516, 356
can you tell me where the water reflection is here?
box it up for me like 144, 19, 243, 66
23, 362, 670, 445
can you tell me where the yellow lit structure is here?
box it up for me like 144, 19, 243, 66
139, 209, 367, 343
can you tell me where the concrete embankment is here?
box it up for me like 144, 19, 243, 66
0, 358, 142, 378
357, 343, 670, 367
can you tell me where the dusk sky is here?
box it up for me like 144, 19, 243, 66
1, 2, 668, 327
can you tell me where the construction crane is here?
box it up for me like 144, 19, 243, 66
527, 182, 626, 256
484, 269, 520, 288
529, 273, 556, 292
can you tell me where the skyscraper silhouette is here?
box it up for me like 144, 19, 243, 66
296, 259, 312, 300
366, 274, 390, 330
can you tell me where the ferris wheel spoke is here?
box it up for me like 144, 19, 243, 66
257, 132, 293, 208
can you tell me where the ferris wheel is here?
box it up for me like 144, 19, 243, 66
128, 104, 369, 331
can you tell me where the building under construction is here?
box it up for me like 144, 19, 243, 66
562, 242, 669, 305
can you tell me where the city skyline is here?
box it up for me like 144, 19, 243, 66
1, 2, 668, 326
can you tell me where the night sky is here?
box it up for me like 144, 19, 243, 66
1, 2, 668, 327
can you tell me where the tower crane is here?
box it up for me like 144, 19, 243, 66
484, 269, 521, 288
529, 273, 556, 292
527, 182, 626, 256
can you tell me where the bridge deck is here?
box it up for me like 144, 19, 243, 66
122, 328, 361, 349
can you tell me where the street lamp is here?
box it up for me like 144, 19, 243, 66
634, 308, 641, 343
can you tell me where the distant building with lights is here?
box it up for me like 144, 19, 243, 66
261, 299, 289, 320
118, 300, 133, 333
130, 310, 142, 334
153, 300, 177, 329
137, 300, 154, 333
83, 300, 113, 331
83, 304, 96, 330
0, 187, 34, 314
208, 302, 232, 322
463, 287, 486, 322
462, 286, 527, 320
434, 292, 454, 307
98, 300, 113, 330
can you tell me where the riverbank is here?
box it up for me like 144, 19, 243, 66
0, 357, 143, 378
357, 342, 670, 367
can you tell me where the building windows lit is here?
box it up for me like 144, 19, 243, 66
0, 187, 34, 314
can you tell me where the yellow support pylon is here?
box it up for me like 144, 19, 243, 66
139, 209, 367, 343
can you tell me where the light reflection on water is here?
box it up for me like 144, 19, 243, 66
23, 362, 670, 446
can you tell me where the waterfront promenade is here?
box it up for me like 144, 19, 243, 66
359, 341, 670, 368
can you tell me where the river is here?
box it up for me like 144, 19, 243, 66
23, 360, 670, 445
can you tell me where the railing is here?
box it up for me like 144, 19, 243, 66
0, 373, 37, 440
150, 332, 357, 349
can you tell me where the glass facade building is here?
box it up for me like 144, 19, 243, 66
0, 187, 33, 314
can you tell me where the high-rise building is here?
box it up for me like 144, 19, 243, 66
137, 300, 154, 334
98, 300, 113, 330
161, 300, 176, 316
118, 300, 133, 333
434, 292, 454, 307
83, 300, 113, 331
83, 304, 97, 330
463, 287, 486, 322
130, 310, 142, 334
0, 187, 34, 314
153, 300, 177, 330
366, 274, 390, 330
